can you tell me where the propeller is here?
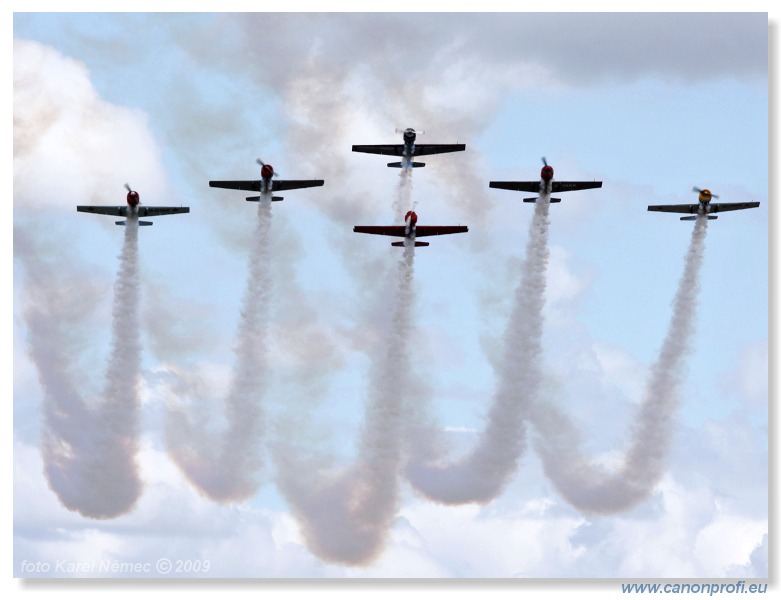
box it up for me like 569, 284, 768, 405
256, 158, 278, 177
541, 156, 548, 167
692, 186, 718, 199
396, 127, 425, 135
124, 183, 133, 193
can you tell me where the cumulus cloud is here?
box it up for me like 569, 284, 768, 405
13, 39, 170, 212
723, 339, 768, 410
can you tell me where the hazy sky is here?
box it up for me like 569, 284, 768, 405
10, 5, 771, 591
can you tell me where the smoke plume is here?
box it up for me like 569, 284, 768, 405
274, 248, 417, 565
531, 217, 709, 513
20, 220, 143, 518
406, 198, 551, 503
393, 168, 414, 222
166, 200, 272, 501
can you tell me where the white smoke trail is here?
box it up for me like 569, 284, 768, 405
167, 199, 272, 501
274, 248, 416, 565
393, 168, 414, 223
406, 199, 551, 503
21, 220, 143, 518
531, 217, 710, 513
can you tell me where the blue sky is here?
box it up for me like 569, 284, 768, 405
10, 5, 772, 590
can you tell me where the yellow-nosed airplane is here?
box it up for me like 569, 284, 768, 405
648, 187, 760, 220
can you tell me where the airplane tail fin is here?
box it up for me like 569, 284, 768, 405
680, 215, 717, 221
391, 241, 429, 247
115, 221, 153, 226
387, 161, 426, 168
523, 197, 562, 203
246, 196, 284, 202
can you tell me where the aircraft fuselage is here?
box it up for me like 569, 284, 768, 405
404, 210, 418, 237
259, 164, 275, 194
697, 189, 714, 213
539, 165, 555, 195
402, 129, 417, 165
119, 190, 140, 217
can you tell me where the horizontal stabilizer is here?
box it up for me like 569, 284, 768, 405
523, 197, 562, 203
115, 221, 153, 226
245, 195, 284, 202
387, 161, 426, 168
391, 241, 430, 247
680, 215, 718, 221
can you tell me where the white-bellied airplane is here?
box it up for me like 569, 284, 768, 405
489, 157, 602, 202
352, 128, 465, 168
648, 187, 760, 220
353, 210, 468, 247
77, 184, 189, 226
209, 159, 324, 201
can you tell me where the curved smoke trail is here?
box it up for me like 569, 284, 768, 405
167, 200, 272, 501
406, 199, 551, 504
274, 248, 417, 565
530, 216, 709, 513
22, 220, 143, 518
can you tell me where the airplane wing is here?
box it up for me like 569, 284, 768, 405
138, 206, 190, 217
709, 201, 760, 213
551, 181, 602, 192
271, 180, 325, 192
647, 204, 701, 214
489, 181, 541, 192
209, 180, 262, 192
353, 225, 468, 238
352, 145, 405, 157
413, 225, 469, 237
77, 206, 125, 216
409, 144, 466, 156
353, 225, 407, 237
490, 181, 602, 193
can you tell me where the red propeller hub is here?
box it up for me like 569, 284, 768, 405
126, 191, 140, 206
541, 165, 554, 182
260, 164, 274, 179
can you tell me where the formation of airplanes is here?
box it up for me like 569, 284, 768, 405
76, 128, 761, 235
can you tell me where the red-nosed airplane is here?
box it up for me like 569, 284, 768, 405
352, 128, 465, 168
209, 159, 324, 201
489, 157, 602, 202
77, 184, 189, 226
353, 210, 468, 247
648, 187, 760, 220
